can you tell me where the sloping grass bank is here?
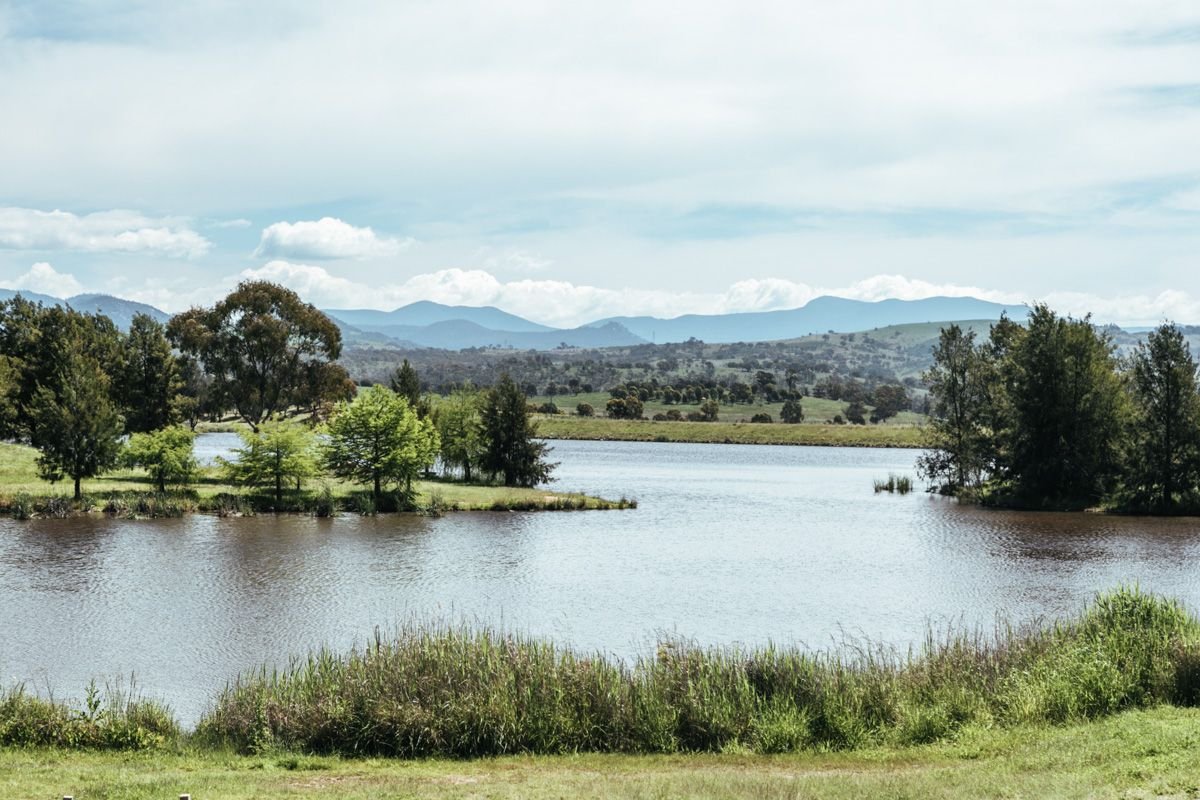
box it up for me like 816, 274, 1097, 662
534, 416, 924, 447
195, 588, 1200, 758
9, 708, 1200, 799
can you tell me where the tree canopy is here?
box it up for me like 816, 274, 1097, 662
480, 374, 555, 487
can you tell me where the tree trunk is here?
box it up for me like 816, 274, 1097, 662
276, 474, 283, 505
74, 476, 81, 501
374, 473, 381, 500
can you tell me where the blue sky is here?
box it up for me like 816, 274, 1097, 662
1, 1, 1200, 326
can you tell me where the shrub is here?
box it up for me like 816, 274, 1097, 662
537, 402, 560, 415
750, 413, 773, 424
576, 402, 594, 417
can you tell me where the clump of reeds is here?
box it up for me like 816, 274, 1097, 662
0, 680, 179, 750
874, 474, 914, 494
195, 587, 1200, 758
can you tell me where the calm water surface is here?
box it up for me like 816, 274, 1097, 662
4, 437, 1200, 724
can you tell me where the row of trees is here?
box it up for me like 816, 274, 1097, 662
921, 306, 1200, 512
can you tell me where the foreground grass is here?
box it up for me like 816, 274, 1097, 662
534, 415, 925, 447
7, 707, 1200, 798
0, 442, 630, 516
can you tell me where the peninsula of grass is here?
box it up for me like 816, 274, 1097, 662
0, 442, 632, 518
534, 415, 925, 447
5, 589, 1200, 798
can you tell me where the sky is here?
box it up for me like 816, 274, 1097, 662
1, 0, 1200, 327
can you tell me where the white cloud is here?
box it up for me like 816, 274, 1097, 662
0, 262, 85, 297
255, 218, 413, 260
0, 208, 210, 258
208, 217, 252, 229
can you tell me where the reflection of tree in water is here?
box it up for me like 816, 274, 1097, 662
2, 517, 117, 594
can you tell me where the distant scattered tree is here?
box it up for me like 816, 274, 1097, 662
697, 399, 719, 421
606, 395, 644, 420
480, 374, 556, 487
323, 385, 439, 501
29, 350, 125, 500
167, 281, 343, 430
780, 398, 804, 424
538, 401, 560, 414
123, 427, 197, 492
220, 422, 319, 504
575, 402, 594, 417
869, 384, 909, 423
1122, 323, 1200, 511
750, 412, 773, 423
116, 313, 182, 433
845, 401, 867, 425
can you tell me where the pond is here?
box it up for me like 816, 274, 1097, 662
3, 437, 1200, 724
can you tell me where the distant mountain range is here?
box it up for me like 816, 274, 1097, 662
0, 289, 1029, 349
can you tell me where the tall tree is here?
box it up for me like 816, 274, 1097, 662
918, 325, 991, 493
323, 385, 439, 501
117, 313, 182, 433
29, 350, 125, 500
389, 359, 426, 417
166, 281, 343, 430
1000, 305, 1127, 507
1123, 323, 1200, 511
480, 374, 555, 487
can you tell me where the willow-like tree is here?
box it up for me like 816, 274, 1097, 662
918, 324, 991, 493
166, 281, 343, 430
220, 421, 319, 504
323, 385, 439, 501
480, 375, 555, 487
123, 427, 197, 492
434, 384, 485, 482
1123, 323, 1200, 511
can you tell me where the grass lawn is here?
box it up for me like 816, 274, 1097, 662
534, 414, 925, 447
0, 442, 628, 513
6, 707, 1199, 799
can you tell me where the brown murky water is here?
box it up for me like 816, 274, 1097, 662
3, 437, 1200, 724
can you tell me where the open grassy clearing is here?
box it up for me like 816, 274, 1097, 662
533, 415, 925, 447
6, 707, 1200, 799
0, 442, 629, 515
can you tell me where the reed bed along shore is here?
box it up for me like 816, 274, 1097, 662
4, 589, 1199, 759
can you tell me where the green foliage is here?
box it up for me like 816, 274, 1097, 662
749, 413, 773, 423
433, 385, 486, 482
697, 399, 719, 421
115, 313, 182, 433
166, 280, 343, 429
220, 421, 319, 504
389, 359, 422, 410
780, 398, 804, 423
0, 681, 179, 750
30, 349, 125, 500
575, 402, 594, 417
197, 588, 1200, 759
918, 324, 993, 493
1120, 323, 1200, 512
844, 401, 867, 425
605, 394, 644, 419
122, 427, 197, 492
481, 374, 556, 487
323, 385, 439, 500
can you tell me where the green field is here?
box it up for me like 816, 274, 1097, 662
0, 442, 629, 514
6, 707, 1199, 798
534, 414, 925, 447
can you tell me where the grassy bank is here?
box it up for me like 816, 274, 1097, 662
534, 415, 925, 447
0, 442, 632, 518
8, 707, 1200, 798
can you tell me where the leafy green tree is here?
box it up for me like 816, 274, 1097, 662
780, 397, 804, 424
917, 325, 992, 493
697, 399, 719, 421
480, 374, 555, 487
869, 384, 909, 422
323, 385, 439, 501
29, 350, 125, 500
576, 402, 594, 417
844, 401, 867, 425
1122, 323, 1200, 511
220, 421, 319, 504
1000, 305, 1127, 507
434, 385, 485, 482
166, 281, 343, 430
117, 313, 182, 433
123, 427, 197, 492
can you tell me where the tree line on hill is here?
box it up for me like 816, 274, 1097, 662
921, 305, 1200, 513
0, 282, 553, 502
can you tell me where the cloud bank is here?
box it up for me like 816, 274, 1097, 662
0, 262, 85, 297
255, 218, 413, 260
0, 208, 210, 258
